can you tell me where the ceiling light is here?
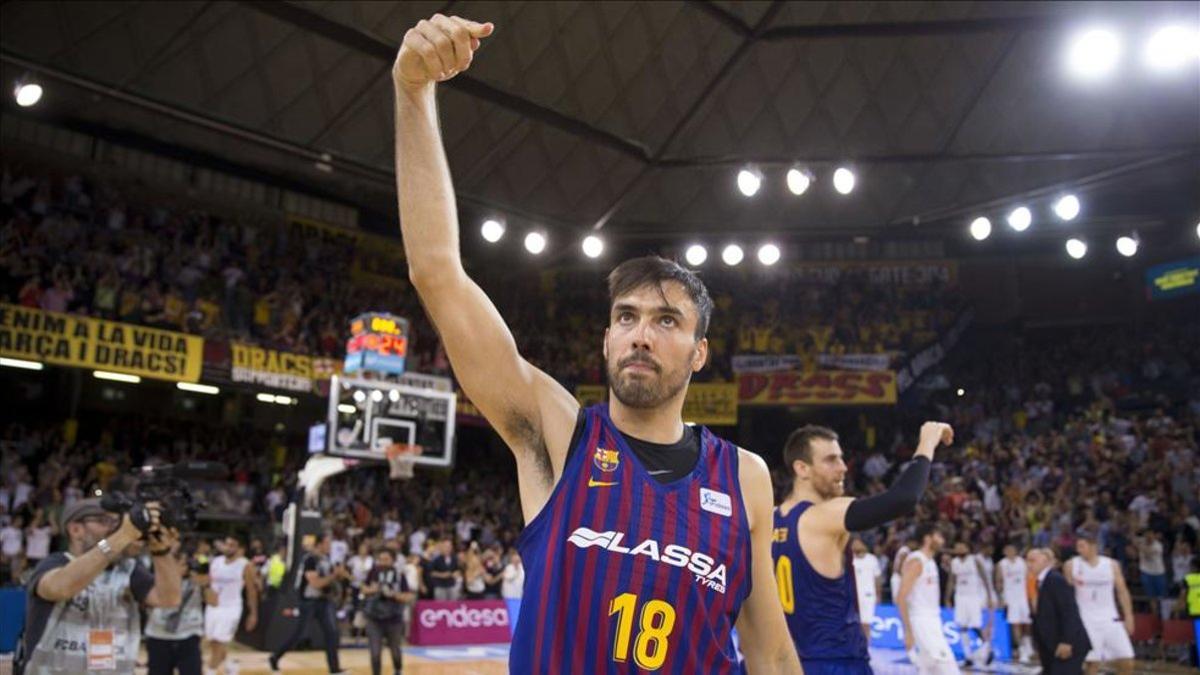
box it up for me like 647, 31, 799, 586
94, 371, 140, 383
722, 244, 744, 266
524, 231, 546, 254
757, 243, 781, 266
685, 244, 707, 266
1145, 25, 1200, 72
1115, 235, 1139, 257
1066, 238, 1088, 259
737, 168, 762, 197
0, 357, 43, 370
176, 382, 219, 395
786, 168, 812, 196
1054, 194, 1081, 221
969, 217, 992, 241
1067, 28, 1121, 80
1007, 206, 1032, 232
481, 219, 505, 243
832, 167, 856, 195
337, 404, 357, 414
13, 76, 42, 107
582, 235, 604, 258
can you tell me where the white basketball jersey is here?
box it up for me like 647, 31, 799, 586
998, 557, 1027, 597
1072, 556, 1120, 622
906, 550, 941, 615
951, 555, 986, 599
852, 554, 880, 599
210, 555, 249, 610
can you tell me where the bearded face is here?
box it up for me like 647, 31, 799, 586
604, 282, 706, 410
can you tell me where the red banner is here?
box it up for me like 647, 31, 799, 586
409, 600, 512, 646
738, 371, 897, 405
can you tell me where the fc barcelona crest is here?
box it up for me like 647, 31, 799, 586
593, 447, 619, 473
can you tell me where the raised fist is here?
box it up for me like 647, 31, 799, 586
918, 421, 954, 449
394, 14, 494, 89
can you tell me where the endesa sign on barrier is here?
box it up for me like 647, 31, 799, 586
870, 604, 1011, 661
409, 600, 512, 646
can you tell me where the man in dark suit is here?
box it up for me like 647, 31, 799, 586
1027, 547, 1092, 675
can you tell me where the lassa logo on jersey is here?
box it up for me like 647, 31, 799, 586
567, 527, 728, 594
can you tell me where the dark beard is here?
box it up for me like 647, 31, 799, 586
607, 361, 689, 409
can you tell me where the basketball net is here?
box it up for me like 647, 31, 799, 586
384, 442, 420, 480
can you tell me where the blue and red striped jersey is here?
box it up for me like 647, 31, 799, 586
511, 404, 753, 674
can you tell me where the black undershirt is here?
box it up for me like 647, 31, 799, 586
565, 409, 700, 484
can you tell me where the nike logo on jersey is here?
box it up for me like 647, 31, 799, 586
566, 527, 727, 594
588, 478, 618, 487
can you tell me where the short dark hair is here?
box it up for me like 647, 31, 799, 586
607, 256, 713, 339
914, 522, 940, 545
783, 425, 839, 470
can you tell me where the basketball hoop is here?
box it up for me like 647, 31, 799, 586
385, 442, 421, 480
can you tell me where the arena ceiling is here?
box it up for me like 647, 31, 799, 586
2, 1, 1198, 243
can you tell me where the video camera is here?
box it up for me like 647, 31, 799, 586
100, 461, 228, 533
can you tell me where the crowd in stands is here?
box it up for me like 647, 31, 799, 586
844, 319, 1199, 616
0, 159, 962, 391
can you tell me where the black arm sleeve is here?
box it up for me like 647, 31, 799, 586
844, 456, 931, 532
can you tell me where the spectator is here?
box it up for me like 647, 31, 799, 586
501, 550, 525, 600
429, 538, 460, 601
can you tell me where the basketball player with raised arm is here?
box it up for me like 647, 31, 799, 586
392, 13, 800, 673
1063, 532, 1135, 675
772, 422, 952, 674
898, 523, 959, 675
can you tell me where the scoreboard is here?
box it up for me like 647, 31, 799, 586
344, 312, 409, 375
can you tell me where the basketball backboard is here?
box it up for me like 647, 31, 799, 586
325, 374, 456, 468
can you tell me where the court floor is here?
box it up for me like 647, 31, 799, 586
210, 643, 1196, 674
0, 645, 1194, 674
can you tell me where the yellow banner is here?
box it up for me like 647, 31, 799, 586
0, 303, 202, 382
574, 383, 739, 426
231, 342, 312, 392
737, 371, 897, 406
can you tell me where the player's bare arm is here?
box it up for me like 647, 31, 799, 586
392, 14, 578, 522
798, 422, 952, 568
735, 450, 804, 673
897, 556, 922, 652
1063, 557, 1077, 585
1112, 559, 1135, 635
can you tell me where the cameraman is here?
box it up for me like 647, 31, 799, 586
144, 550, 216, 675
19, 498, 181, 674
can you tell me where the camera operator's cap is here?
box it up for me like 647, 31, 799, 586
61, 498, 114, 528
